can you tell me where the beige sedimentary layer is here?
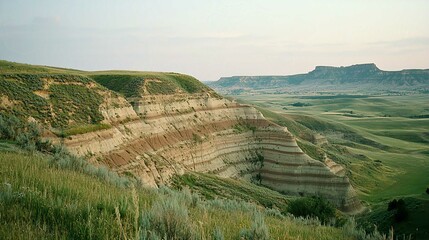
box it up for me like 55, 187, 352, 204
63, 92, 361, 212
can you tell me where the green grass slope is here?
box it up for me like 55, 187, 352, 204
0, 60, 212, 133
0, 60, 85, 74
358, 195, 429, 239
232, 93, 429, 239
0, 73, 105, 128
91, 71, 210, 96
172, 172, 293, 211
0, 148, 357, 240
234, 94, 429, 201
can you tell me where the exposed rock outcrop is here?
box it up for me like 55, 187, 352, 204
0, 61, 362, 212
208, 63, 429, 93
64, 91, 361, 212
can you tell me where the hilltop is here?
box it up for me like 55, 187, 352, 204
208, 63, 429, 94
0, 60, 212, 130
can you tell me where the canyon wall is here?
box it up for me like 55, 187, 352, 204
64, 91, 361, 212
0, 60, 360, 212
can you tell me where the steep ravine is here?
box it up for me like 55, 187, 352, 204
65, 91, 361, 212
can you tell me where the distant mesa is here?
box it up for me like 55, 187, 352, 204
208, 63, 429, 93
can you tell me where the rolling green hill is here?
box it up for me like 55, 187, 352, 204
232, 93, 429, 239
0, 60, 211, 131
1, 143, 371, 240
91, 71, 210, 97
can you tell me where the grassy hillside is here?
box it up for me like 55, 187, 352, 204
0, 60, 212, 133
91, 71, 210, 96
172, 172, 293, 211
0, 88, 362, 239
0, 60, 85, 74
0, 146, 364, 240
0, 73, 104, 128
358, 195, 429, 239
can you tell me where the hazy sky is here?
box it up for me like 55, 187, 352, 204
1, 0, 428, 80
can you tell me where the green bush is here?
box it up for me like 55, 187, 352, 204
212, 227, 225, 240
394, 199, 408, 222
16, 122, 41, 151
341, 218, 387, 240
387, 199, 398, 211
287, 196, 335, 224
239, 211, 270, 240
16, 132, 36, 152
0, 114, 52, 153
0, 114, 24, 139
387, 199, 408, 222
290, 102, 312, 107
140, 194, 200, 240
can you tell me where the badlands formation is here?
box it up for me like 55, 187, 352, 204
0, 63, 360, 212
63, 76, 360, 212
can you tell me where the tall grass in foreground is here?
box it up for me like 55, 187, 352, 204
0, 112, 403, 239
0, 152, 143, 239
239, 211, 270, 240
0, 147, 399, 239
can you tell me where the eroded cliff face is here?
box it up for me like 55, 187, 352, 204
63, 90, 361, 212
0, 62, 360, 212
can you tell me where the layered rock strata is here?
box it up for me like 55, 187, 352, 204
64, 92, 361, 212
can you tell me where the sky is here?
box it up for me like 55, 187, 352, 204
0, 0, 428, 80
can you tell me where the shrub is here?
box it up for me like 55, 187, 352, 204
387, 199, 398, 211
290, 102, 312, 107
16, 122, 41, 151
157, 186, 200, 209
205, 198, 256, 213
394, 200, 408, 222
16, 132, 36, 152
212, 227, 225, 240
341, 218, 387, 240
0, 114, 24, 140
239, 211, 270, 240
264, 208, 284, 219
140, 195, 200, 240
387, 199, 408, 223
0, 114, 52, 152
287, 196, 335, 224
